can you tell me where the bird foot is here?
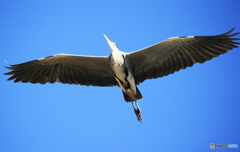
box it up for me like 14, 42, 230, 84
134, 108, 143, 123
131, 101, 143, 122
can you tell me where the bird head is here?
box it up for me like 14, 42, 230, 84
103, 34, 119, 52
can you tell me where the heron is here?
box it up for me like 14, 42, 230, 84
4, 28, 240, 122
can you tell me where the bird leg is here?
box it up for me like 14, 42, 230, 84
131, 100, 143, 123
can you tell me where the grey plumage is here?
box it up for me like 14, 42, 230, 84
128, 28, 240, 84
5, 54, 117, 86
4, 28, 240, 122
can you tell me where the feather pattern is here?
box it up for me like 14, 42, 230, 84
128, 28, 240, 84
5, 54, 118, 86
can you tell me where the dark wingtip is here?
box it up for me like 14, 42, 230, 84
224, 28, 236, 35
4, 66, 13, 70
228, 32, 240, 37
4, 71, 13, 75
4, 60, 14, 69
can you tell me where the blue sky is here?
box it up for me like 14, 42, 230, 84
1, 1, 240, 152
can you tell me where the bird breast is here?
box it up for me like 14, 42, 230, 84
112, 62, 126, 81
109, 53, 127, 82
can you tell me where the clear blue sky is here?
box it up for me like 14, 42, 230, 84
1, 1, 240, 152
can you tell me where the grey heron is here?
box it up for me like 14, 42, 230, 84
4, 28, 240, 122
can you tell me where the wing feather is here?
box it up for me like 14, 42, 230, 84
128, 28, 240, 84
5, 54, 118, 87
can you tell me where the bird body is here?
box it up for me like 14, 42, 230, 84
107, 38, 143, 121
110, 51, 136, 97
4, 28, 240, 122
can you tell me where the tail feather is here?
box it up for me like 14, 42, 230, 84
122, 91, 132, 102
136, 87, 143, 100
122, 86, 143, 102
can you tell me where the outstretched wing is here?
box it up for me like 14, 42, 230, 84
127, 28, 240, 84
5, 54, 118, 87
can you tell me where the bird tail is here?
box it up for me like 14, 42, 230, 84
122, 86, 143, 102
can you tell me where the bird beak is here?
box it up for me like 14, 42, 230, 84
104, 34, 117, 52
103, 34, 111, 43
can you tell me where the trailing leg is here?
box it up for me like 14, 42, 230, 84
131, 100, 143, 122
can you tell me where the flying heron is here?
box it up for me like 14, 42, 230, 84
4, 28, 240, 122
